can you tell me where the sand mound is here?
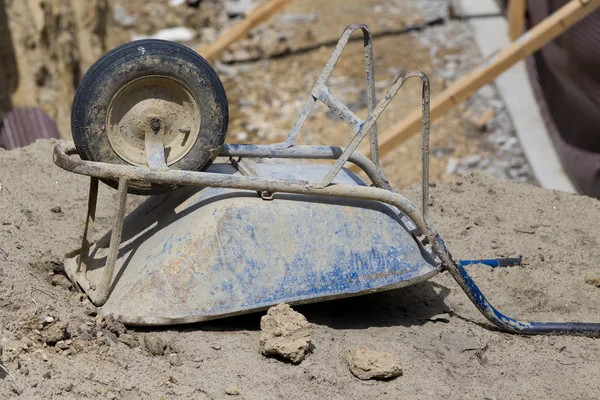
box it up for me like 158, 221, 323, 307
1, 140, 600, 399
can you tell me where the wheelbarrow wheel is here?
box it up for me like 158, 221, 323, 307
71, 39, 228, 195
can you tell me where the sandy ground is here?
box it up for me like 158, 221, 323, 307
1, 140, 600, 399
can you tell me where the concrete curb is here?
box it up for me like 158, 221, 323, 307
456, 0, 576, 193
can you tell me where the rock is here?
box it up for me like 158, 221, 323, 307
56, 340, 69, 350
113, 2, 135, 27
50, 206, 62, 213
42, 316, 54, 325
152, 27, 195, 42
42, 324, 68, 345
51, 274, 73, 290
347, 346, 402, 380
466, 108, 494, 131
118, 333, 138, 348
104, 315, 126, 336
43, 370, 51, 379
514, 226, 535, 234
225, 385, 240, 396
168, 353, 183, 367
144, 334, 166, 356
226, 0, 255, 17
428, 313, 451, 323
259, 303, 311, 364
279, 12, 318, 24
585, 277, 600, 287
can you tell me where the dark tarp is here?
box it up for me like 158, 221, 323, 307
525, 1, 600, 197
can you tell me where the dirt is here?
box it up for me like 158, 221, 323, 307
2, 140, 600, 399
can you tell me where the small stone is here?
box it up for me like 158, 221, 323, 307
429, 313, 451, 323
84, 306, 97, 317
56, 340, 69, 350
118, 333, 138, 348
585, 277, 600, 287
43, 316, 54, 325
259, 303, 311, 364
51, 274, 73, 290
50, 206, 62, 214
168, 353, 183, 367
211, 345, 221, 351
144, 334, 165, 356
514, 227, 535, 234
63, 383, 74, 392
43, 370, 52, 379
225, 385, 240, 396
42, 324, 68, 345
104, 315, 126, 336
113, 2, 135, 27
347, 346, 402, 380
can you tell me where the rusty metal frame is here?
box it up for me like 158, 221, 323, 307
54, 23, 600, 336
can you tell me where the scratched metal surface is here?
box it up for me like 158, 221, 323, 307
68, 164, 439, 325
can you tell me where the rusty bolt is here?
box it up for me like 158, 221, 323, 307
150, 118, 161, 132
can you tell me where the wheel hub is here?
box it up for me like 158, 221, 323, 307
106, 75, 201, 167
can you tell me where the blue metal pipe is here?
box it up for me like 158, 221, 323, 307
459, 257, 522, 268
434, 238, 600, 337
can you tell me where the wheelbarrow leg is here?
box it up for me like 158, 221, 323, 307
433, 237, 600, 337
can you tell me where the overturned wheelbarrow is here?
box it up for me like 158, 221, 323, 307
54, 24, 600, 335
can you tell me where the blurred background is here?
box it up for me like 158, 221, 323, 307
0, 0, 598, 194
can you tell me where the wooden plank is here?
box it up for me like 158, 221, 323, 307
508, 0, 527, 40
360, 0, 600, 163
200, 0, 292, 61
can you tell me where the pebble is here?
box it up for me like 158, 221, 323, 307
42, 324, 68, 345
144, 334, 166, 356
347, 346, 402, 380
168, 353, 183, 367
226, 0, 255, 17
112, 2, 135, 27
51, 274, 72, 290
56, 340, 69, 350
585, 277, 600, 287
225, 385, 241, 396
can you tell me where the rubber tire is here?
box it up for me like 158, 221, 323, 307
71, 39, 229, 195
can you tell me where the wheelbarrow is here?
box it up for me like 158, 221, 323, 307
54, 24, 600, 335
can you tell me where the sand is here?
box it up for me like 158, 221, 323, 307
1, 139, 600, 399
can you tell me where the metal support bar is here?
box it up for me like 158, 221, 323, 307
317, 70, 431, 225
312, 83, 363, 133
145, 116, 168, 170
94, 177, 128, 306
77, 177, 99, 274
273, 23, 378, 164
221, 144, 392, 190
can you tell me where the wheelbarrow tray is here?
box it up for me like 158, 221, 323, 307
64, 163, 440, 325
